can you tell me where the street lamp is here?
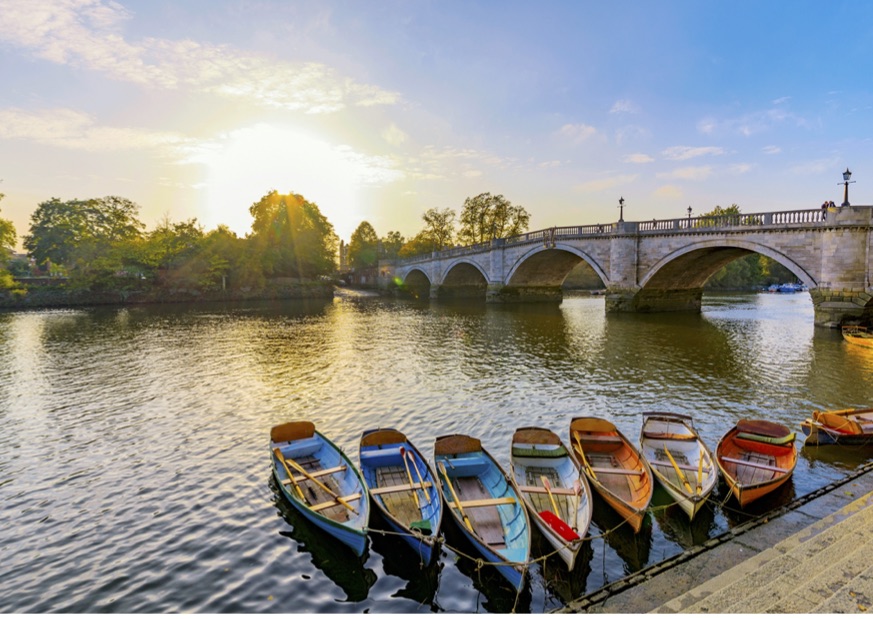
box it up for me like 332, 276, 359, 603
618, 196, 625, 222
840, 168, 855, 207
687, 206, 692, 220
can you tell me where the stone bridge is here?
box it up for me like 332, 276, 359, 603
388, 206, 873, 328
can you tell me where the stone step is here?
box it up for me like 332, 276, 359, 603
813, 562, 873, 613
653, 489, 873, 613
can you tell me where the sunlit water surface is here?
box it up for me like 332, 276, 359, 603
1, 292, 871, 613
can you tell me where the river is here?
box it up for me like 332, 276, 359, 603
1, 291, 871, 613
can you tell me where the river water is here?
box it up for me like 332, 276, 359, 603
1, 291, 871, 613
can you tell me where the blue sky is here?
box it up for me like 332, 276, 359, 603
1, 0, 872, 248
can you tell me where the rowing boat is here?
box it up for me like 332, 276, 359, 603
639, 412, 717, 521
569, 417, 653, 533
509, 426, 592, 570
842, 325, 873, 349
801, 407, 873, 446
716, 419, 796, 508
433, 434, 531, 591
270, 421, 370, 556
359, 428, 443, 564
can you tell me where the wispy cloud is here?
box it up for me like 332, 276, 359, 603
662, 146, 725, 160
574, 174, 638, 193
624, 153, 654, 164
610, 99, 640, 114
0, 0, 398, 113
762, 145, 782, 155
658, 166, 713, 181
654, 185, 683, 199
0, 107, 189, 152
558, 123, 597, 143
697, 107, 807, 136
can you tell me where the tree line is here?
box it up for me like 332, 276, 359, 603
0, 189, 796, 297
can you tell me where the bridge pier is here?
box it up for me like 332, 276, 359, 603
810, 288, 873, 328
486, 284, 563, 303
605, 287, 704, 313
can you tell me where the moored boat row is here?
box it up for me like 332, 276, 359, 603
269, 413, 814, 590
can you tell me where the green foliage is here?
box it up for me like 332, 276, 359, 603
0, 196, 16, 262
380, 230, 405, 260
421, 207, 456, 250
23, 196, 145, 267
348, 221, 379, 269
398, 230, 437, 258
457, 192, 530, 245
248, 190, 338, 278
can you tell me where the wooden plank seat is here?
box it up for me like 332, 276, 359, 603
309, 493, 363, 513
517, 484, 577, 496
642, 431, 696, 440
281, 464, 347, 486
590, 466, 643, 476
574, 434, 623, 443
370, 481, 433, 496
721, 456, 789, 474
649, 459, 711, 473
447, 496, 517, 509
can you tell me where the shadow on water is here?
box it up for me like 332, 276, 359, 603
590, 495, 652, 575
268, 476, 377, 603
720, 475, 798, 528
534, 533, 594, 606
367, 509, 442, 611
650, 483, 720, 550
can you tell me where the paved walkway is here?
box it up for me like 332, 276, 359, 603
561, 462, 873, 614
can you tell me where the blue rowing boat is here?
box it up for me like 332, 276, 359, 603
433, 434, 531, 591
270, 421, 370, 556
359, 428, 443, 564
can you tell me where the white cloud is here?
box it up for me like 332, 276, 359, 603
558, 123, 597, 143
654, 185, 683, 199
658, 166, 713, 181
624, 153, 654, 164
382, 123, 408, 146
662, 146, 724, 161
0, 107, 188, 152
728, 163, 752, 175
763, 145, 782, 155
610, 99, 640, 114
697, 107, 807, 137
0, 0, 398, 113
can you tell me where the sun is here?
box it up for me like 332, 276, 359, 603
190, 123, 398, 239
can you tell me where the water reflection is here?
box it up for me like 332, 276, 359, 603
270, 477, 377, 603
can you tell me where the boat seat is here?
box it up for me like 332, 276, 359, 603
370, 481, 433, 496
517, 484, 577, 496
649, 459, 711, 473
281, 464, 346, 485
511, 445, 568, 458
359, 447, 403, 468
721, 456, 789, 474
309, 493, 363, 512
447, 497, 517, 509
279, 437, 322, 459
590, 466, 643, 476
575, 435, 623, 443
642, 431, 696, 441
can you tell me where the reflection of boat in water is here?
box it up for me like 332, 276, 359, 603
650, 483, 718, 550
270, 476, 377, 603
842, 325, 873, 349
590, 494, 652, 575
764, 283, 806, 293
801, 408, 873, 446
536, 534, 594, 605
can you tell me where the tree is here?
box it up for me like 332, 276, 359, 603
457, 192, 530, 245
248, 190, 338, 278
422, 207, 456, 250
380, 230, 405, 260
347, 221, 379, 269
23, 196, 145, 267
0, 193, 16, 262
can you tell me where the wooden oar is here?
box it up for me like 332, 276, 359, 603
399, 447, 421, 510
696, 446, 704, 495
571, 478, 582, 531
541, 475, 561, 516
275, 448, 358, 514
404, 447, 431, 503
573, 433, 597, 481
274, 448, 307, 503
663, 444, 693, 493
438, 461, 473, 533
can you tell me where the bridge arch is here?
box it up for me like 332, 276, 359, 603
436, 259, 489, 299
506, 244, 610, 288
402, 268, 432, 299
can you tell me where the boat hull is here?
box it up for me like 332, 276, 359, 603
359, 428, 442, 564
271, 421, 370, 556
434, 434, 531, 591
569, 417, 653, 533
510, 426, 592, 571
801, 408, 873, 446
716, 420, 796, 508
842, 326, 873, 348
639, 412, 717, 521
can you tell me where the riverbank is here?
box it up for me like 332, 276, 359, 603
0, 279, 334, 310
563, 460, 873, 613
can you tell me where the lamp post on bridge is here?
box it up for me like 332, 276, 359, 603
687, 206, 692, 221
618, 196, 625, 222
840, 168, 855, 207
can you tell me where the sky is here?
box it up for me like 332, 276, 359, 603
1, 0, 873, 250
